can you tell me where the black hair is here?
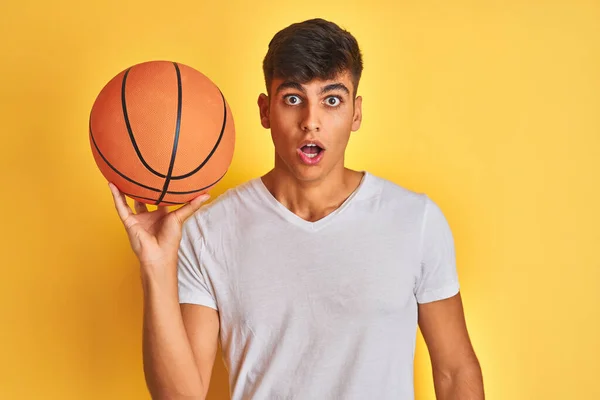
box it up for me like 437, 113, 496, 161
262, 18, 363, 97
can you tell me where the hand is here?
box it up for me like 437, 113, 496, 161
108, 182, 210, 275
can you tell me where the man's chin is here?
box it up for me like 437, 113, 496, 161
290, 164, 331, 184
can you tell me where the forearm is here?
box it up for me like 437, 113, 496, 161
434, 363, 484, 400
141, 267, 205, 400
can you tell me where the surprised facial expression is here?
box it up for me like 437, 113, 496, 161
258, 70, 363, 183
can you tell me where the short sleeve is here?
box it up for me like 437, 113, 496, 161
415, 195, 460, 304
177, 218, 218, 310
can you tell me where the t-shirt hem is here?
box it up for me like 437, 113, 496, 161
416, 282, 460, 304
178, 294, 218, 310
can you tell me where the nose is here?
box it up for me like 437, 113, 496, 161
300, 103, 321, 132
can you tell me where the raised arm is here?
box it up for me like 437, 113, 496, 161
109, 183, 217, 399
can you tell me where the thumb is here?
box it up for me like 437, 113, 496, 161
127, 223, 153, 254
173, 194, 210, 225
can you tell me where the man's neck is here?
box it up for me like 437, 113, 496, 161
261, 165, 364, 223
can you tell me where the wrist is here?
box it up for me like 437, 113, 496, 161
140, 261, 178, 291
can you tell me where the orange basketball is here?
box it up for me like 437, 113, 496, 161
89, 60, 235, 206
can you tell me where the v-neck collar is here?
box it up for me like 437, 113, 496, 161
252, 171, 371, 232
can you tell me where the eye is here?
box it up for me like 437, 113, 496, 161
284, 95, 302, 106
325, 96, 341, 107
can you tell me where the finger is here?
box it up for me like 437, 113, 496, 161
157, 205, 169, 215
173, 194, 210, 225
134, 200, 148, 214
108, 182, 134, 222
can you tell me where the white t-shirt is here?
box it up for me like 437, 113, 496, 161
177, 171, 460, 400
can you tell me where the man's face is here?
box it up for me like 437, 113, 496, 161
258, 70, 362, 183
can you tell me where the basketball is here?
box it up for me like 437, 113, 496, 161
89, 60, 235, 206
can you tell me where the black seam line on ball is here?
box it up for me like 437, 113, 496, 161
155, 62, 184, 205
89, 119, 226, 195
121, 67, 167, 179
166, 170, 226, 194
170, 88, 228, 180
121, 65, 228, 181
89, 119, 160, 193
120, 173, 226, 204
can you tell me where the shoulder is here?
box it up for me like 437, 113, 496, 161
367, 173, 452, 235
364, 171, 429, 214
181, 177, 260, 236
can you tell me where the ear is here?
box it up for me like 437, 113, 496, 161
257, 93, 270, 129
351, 95, 362, 132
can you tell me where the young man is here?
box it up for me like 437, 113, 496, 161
109, 18, 484, 400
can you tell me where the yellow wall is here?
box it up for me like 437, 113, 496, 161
1, 0, 598, 399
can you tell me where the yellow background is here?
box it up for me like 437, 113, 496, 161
1, 0, 598, 399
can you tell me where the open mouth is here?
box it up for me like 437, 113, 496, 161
297, 142, 325, 165
300, 143, 323, 159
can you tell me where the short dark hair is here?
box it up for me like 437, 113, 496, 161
262, 18, 363, 97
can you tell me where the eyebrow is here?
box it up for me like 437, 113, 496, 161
320, 83, 350, 96
275, 81, 350, 96
275, 81, 305, 94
